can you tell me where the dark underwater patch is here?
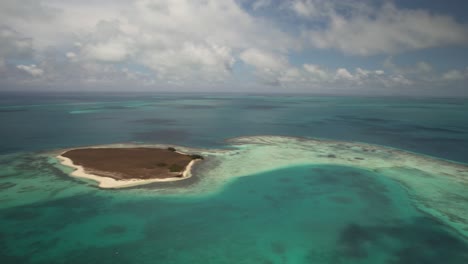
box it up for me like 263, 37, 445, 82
329, 114, 467, 138
100, 225, 127, 235
59, 244, 136, 264
337, 218, 468, 263
0, 246, 30, 264
400, 124, 466, 134
338, 223, 376, 258
0, 182, 16, 190
2, 209, 41, 221
271, 241, 286, 255
178, 104, 217, 109
333, 115, 391, 124
314, 174, 341, 184
278, 177, 292, 183
0, 147, 23, 155
244, 105, 284, 110
411, 137, 466, 144
133, 129, 190, 142
102, 105, 133, 110
84, 105, 132, 111
0, 108, 28, 113
131, 118, 177, 125
1, 194, 109, 231
263, 194, 280, 208
329, 196, 353, 204
11, 155, 73, 184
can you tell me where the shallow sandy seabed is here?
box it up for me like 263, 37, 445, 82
53, 136, 468, 238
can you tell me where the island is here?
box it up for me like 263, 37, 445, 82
57, 147, 203, 189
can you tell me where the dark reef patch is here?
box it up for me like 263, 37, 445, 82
271, 241, 286, 255
244, 105, 285, 110
332, 115, 391, 124
0, 182, 16, 190
0, 108, 28, 113
337, 218, 468, 263
315, 174, 341, 184
329, 196, 353, 204
131, 118, 177, 125
278, 177, 292, 183
338, 223, 376, 258
178, 104, 217, 109
133, 129, 190, 142
100, 225, 127, 235
0, 245, 30, 264
2, 209, 41, 221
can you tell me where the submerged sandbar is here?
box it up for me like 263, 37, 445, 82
58, 147, 202, 188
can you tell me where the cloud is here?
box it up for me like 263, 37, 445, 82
240, 49, 288, 72
66, 52, 77, 59
298, 2, 468, 55
383, 57, 435, 78
240, 48, 290, 85
78, 20, 135, 62
291, 0, 317, 18
0, 0, 298, 87
0, 26, 33, 60
335, 68, 354, 80
241, 55, 406, 90
442, 70, 465, 81
17, 64, 44, 77
82, 41, 131, 62
303, 64, 329, 80
0, 0, 466, 95
140, 42, 235, 83
252, 0, 272, 10
416, 62, 432, 73
75, 1, 292, 83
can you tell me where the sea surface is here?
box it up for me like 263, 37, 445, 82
1, 92, 468, 263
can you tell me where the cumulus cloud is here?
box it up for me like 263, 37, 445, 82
0, 0, 299, 87
303, 64, 329, 80
17, 64, 44, 77
140, 42, 235, 83
83, 1, 291, 83
442, 70, 465, 81
252, 0, 272, 10
66, 52, 77, 59
240, 49, 288, 72
298, 1, 468, 55
416, 62, 433, 73
0, 0, 466, 95
383, 58, 436, 78
0, 26, 33, 60
240, 48, 290, 85
241, 55, 408, 90
82, 41, 131, 62
335, 68, 354, 80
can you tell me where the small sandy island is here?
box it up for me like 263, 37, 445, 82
57, 147, 203, 189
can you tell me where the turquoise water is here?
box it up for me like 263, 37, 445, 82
2, 164, 467, 263
1, 93, 468, 263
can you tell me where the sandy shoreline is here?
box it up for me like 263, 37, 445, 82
56, 150, 199, 189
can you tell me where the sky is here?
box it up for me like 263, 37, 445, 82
0, 0, 467, 96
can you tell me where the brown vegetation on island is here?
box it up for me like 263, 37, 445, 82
61, 148, 201, 180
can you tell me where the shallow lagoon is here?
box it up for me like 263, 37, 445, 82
2, 163, 467, 264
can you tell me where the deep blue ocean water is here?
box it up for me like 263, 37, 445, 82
1, 93, 467, 263
1, 92, 467, 162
